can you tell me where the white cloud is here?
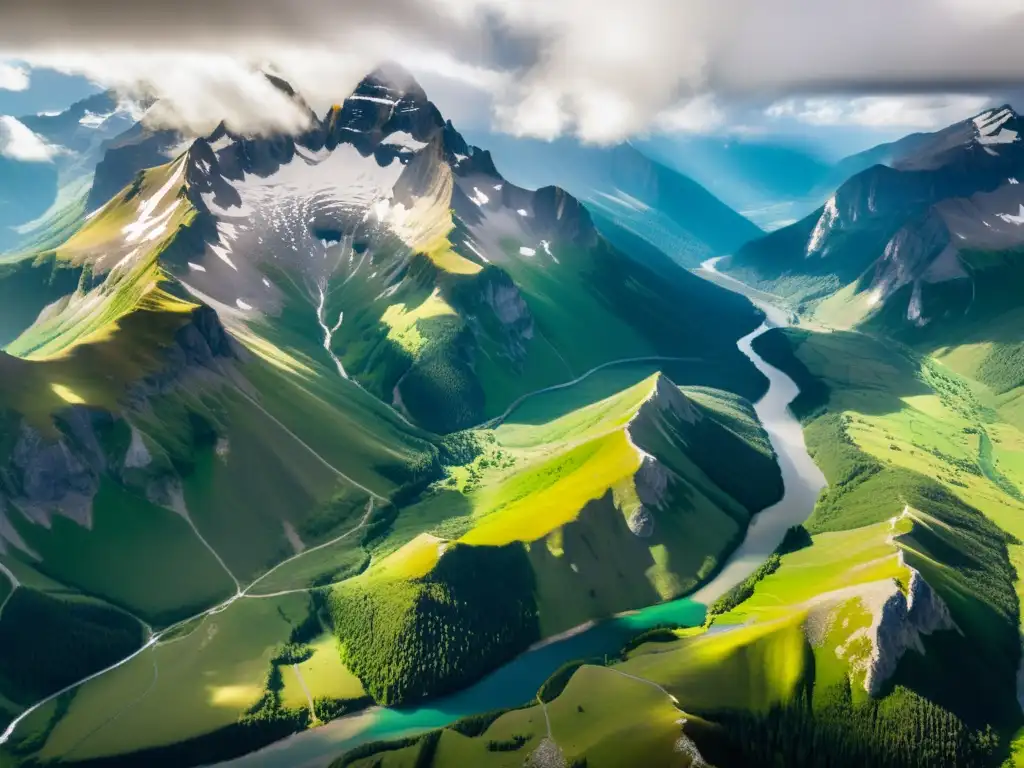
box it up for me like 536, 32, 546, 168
1, 0, 1023, 142
0, 62, 29, 91
766, 95, 995, 129
654, 95, 727, 134
0, 116, 65, 161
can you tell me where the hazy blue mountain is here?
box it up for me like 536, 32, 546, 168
462, 130, 763, 267
0, 66, 99, 117
0, 91, 163, 253
637, 134, 833, 229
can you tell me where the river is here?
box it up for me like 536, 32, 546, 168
213, 256, 826, 768
690, 257, 827, 604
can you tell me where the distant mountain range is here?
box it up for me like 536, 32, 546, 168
722, 104, 1024, 421
638, 134, 834, 227
0, 90, 173, 253
462, 131, 764, 267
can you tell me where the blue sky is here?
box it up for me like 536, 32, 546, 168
0, 63, 97, 117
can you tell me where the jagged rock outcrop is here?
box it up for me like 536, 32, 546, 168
530, 186, 599, 248
123, 425, 153, 470
620, 375, 703, 536
639, 374, 702, 425
87, 124, 182, 213
480, 275, 532, 328
128, 304, 239, 403
7, 418, 99, 526
635, 456, 672, 510
626, 505, 656, 538
0, 301, 238, 539
863, 568, 957, 696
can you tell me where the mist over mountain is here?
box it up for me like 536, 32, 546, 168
463, 130, 763, 266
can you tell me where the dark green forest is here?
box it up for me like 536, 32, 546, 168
0, 589, 143, 704
329, 542, 540, 705
691, 682, 1002, 768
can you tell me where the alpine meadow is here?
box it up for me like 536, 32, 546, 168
1, 3, 1024, 767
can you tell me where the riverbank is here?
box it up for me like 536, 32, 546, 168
210, 259, 827, 768
690, 258, 827, 604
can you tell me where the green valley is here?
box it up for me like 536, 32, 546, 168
0, 69, 787, 768
338, 315, 1024, 768
3, 47, 1023, 768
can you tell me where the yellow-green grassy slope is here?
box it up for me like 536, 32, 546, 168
0, 147, 775, 765
337, 664, 701, 768
678, 327, 1024, 767
358, 326, 1024, 768
809, 244, 1024, 437
488, 325, 1020, 768
0, 157, 442, 762
356, 371, 778, 614
13, 593, 321, 764
323, 373, 782, 708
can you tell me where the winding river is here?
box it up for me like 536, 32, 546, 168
213, 257, 827, 768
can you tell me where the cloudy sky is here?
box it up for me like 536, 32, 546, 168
1, 0, 1024, 159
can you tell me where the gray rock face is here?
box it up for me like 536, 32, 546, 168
872, 212, 952, 293
9, 420, 98, 526
635, 456, 671, 510
482, 278, 532, 328
123, 425, 152, 470
460, 270, 535, 365
644, 375, 701, 424
530, 186, 599, 248
627, 505, 655, 538
53, 406, 113, 475
865, 568, 956, 696
1, 302, 237, 534
128, 304, 237, 403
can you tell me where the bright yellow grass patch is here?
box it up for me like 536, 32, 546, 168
371, 532, 447, 581
461, 430, 642, 546
281, 634, 365, 710
50, 383, 86, 404
422, 233, 482, 275
380, 288, 458, 355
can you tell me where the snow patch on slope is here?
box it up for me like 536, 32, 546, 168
974, 107, 1019, 146
470, 187, 490, 207
382, 132, 428, 151
997, 204, 1024, 226
807, 196, 838, 256
122, 161, 185, 245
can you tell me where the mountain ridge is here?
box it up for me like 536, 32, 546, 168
0, 64, 784, 767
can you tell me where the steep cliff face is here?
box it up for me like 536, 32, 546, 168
126, 304, 240, 402
622, 375, 705, 538
87, 124, 183, 213
8, 416, 100, 528
863, 567, 957, 696
862, 210, 960, 324
731, 107, 1024, 303
0, 305, 237, 547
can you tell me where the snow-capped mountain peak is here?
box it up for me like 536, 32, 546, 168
971, 105, 1021, 149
